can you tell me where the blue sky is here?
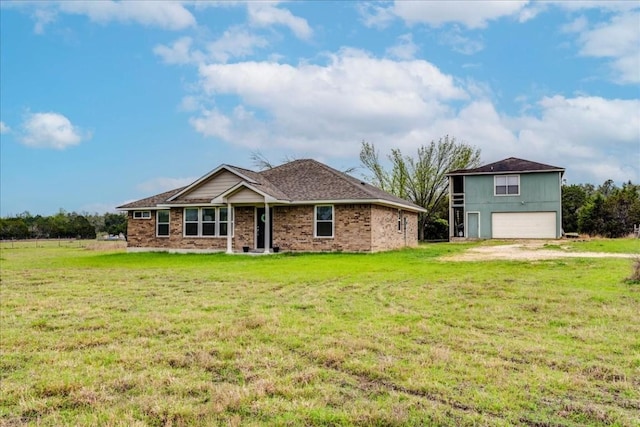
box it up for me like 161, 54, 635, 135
1, 1, 639, 216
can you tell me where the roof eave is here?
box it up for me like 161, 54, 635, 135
446, 168, 565, 177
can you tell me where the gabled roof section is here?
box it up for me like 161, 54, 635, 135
117, 159, 425, 212
167, 164, 258, 202
117, 186, 187, 210
260, 159, 425, 211
447, 157, 564, 176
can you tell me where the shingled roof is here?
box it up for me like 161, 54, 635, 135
118, 159, 424, 212
447, 157, 564, 176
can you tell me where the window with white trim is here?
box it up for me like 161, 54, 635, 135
134, 210, 151, 219
219, 207, 230, 236
315, 205, 334, 238
495, 175, 520, 196
397, 210, 403, 232
157, 210, 170, 237
183, 207, 232, 237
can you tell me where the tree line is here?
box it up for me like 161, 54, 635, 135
562, 180, 640, 238
0, 210, 127, 240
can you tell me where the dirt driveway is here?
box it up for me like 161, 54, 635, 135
442, 240, 638, 261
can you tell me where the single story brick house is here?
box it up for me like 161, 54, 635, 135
117, 159, 425, 253
446, 157, 565, 239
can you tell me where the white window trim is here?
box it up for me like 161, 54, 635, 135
133, 210, 151, 219
314, 205, 334, 238
494, 175, 520, 196
183, 207, 233, 238
156, 210, 170, 237
397, 210, 403, 233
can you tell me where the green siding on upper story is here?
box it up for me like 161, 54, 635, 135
464, 172, 562, 212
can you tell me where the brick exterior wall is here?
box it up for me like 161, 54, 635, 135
272, 204, 372, 252
126, 209, 226, 251
370, 205, 419, 252
126, 204, 419, 253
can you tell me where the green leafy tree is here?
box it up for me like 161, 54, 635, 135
360, 136, 481, 240
562, 184, 588, 233
103, 212, 127, 236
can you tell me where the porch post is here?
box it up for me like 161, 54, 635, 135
226, 202, 233, 254
264, 200, 270, 253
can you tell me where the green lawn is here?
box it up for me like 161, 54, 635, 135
1, 240, 639, 426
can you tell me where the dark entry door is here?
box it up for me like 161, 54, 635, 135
256, 207, 273, 249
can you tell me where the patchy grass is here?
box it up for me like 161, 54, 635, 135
1, 241, 639, 426
561, 238, 639, 254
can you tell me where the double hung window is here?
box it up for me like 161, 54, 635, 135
315, 205, 334, 238
495, 175, 520, 196
157, 210, 170, 236
184, 207, 231, 237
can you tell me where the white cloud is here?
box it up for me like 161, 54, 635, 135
386, 33, 419, 60
33, 7, 58, 34
20, 112, 90, 149
247, 2, 312, 40
0, 121, 10, 134
439, 26, 484, 55
186, 49, 638, 183
154, 36, 202, 65
22, 0, 195, 33
508, 96, 640, 182
207, 27, 269, 63
191, 49, 467, 155
154, 28, 269, 65
576, 12, 640, 84
136, 176, 196, 194
392, 1, 529, 29
357, 2, 397, 29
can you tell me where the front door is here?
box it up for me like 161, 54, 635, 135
256, 207, 273, 249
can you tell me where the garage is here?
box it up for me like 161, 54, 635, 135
492, 212, 557, 239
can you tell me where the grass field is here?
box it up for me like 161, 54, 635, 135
1, 240, 639, 426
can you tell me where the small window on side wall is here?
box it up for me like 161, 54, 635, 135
397, 210, 403, 232
157, 210, 170, 237
495, 175, 520, 196
315, 205, 334, 238
133, 211, 151, 219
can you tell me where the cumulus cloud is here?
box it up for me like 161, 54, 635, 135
20, 112, 90, 149
183, 47, 638, 184
154, 28, 269, 65
576, 12, 640, 84
392, 1, 529, 29
137, 176, 196, 193
247, 2, 312, 39
439, 26, 485, 55
60, 1, 195, 30
20, 0, 195, 33
0, 121, 10, 134
386, 34, 419, 60
190, 49, 467, 155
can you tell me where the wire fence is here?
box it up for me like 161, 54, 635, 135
0, 239, 127, 250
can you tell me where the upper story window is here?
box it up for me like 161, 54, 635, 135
184, 207, 232, 237
495, 175, 520, 196
157, 210, 170, 237
133, 211, 151, 219
315, 205, 334, 238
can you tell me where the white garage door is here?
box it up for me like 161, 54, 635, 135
492, 212, 556, 239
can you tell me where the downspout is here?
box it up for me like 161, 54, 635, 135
226, 201, 233, 254
264, 200, 270, 253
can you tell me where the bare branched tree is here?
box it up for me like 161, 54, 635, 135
360, 136, 481, 240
